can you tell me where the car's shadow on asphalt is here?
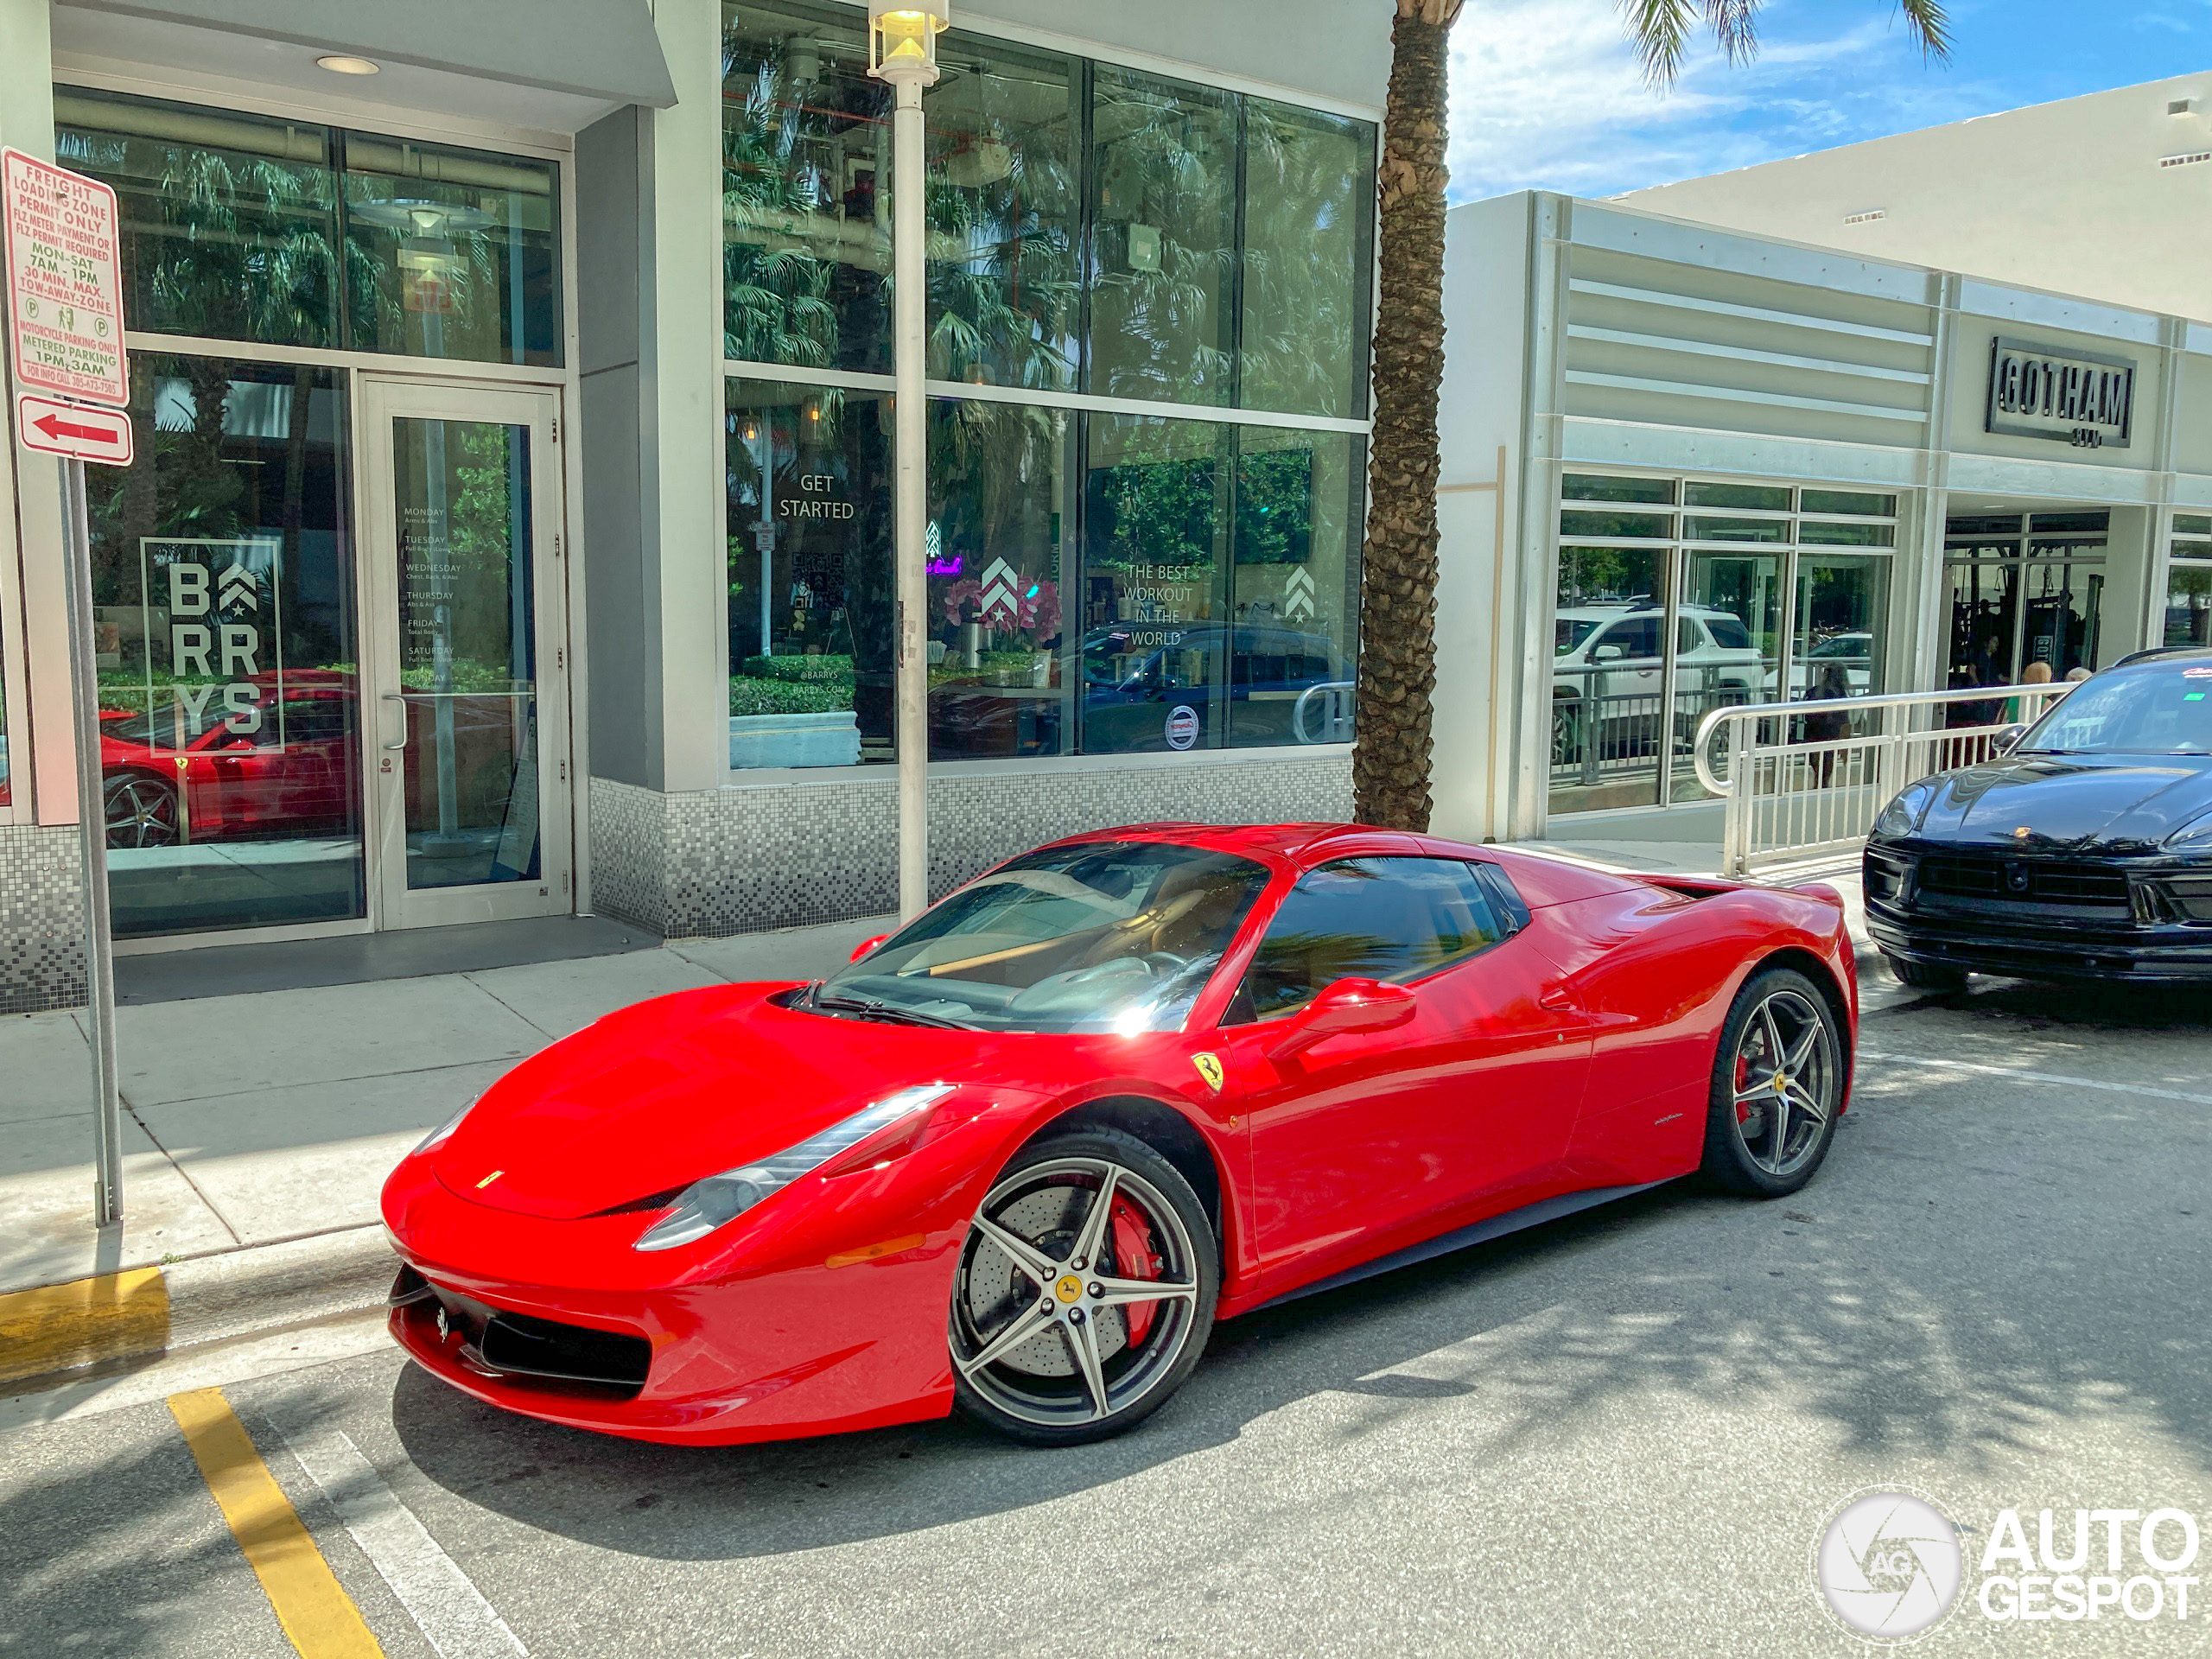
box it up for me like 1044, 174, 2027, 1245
366, 1154, 2212, 1562
1871, 975, 2212, 1031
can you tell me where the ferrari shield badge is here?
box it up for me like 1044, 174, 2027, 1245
1192, 1052, 1225, 1093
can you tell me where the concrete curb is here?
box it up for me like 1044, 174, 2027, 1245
0, 1227, 395, 1388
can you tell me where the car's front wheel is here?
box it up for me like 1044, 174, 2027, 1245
1701, 968, 1845, 1198
950, 1127, 1217, 1446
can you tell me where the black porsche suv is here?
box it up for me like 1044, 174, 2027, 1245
1865, 648, 2212, 988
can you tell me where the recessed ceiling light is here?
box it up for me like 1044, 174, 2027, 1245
316, 54, 380, 75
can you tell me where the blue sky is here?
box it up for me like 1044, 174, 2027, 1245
1447, 0, 2209, 201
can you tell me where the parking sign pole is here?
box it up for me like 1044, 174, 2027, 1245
57, 454, 123, 1224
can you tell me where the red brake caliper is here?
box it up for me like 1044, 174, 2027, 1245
1735, 1050, 1755, 1125
1108, 1198, 1160, 1346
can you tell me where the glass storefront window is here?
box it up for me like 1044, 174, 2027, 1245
1241, 99, 1374, 419
84, 355, 361, 936
342, 136, 561, 367
1227, 427, 1361, 747
1793, 556, 1888, 700
2177, 515, 2212, 537
1684, 481, 1790, 512
1801, 489, 1896, 516
1086, 67, 1238, 407
1553, 543, 1666, 810
1079, 413, 1230, 749
721, 2, 890, 372
1560, 509, 1671, 540
2167, 561, 2212, 649
57, 88, 342, 349
1563, 474, 1673, 505
926, 35, 1081, 390
1684, 515, 1788, 543
928, 399, 1074, 758
57, 87, 561, 366
1798, 519, 1896, 547
726, 378, 890, 767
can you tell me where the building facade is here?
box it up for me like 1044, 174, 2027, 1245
1432, 191, 2212, 847
0, 0, 1385, 1010
1619, 72, 2211, 331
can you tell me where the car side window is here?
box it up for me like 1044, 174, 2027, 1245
1226, 857, 1512, 1024
1678, 617, 1705, 655
1599, 615, 1662, 659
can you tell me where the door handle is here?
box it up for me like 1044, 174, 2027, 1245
380, 692, 410, 752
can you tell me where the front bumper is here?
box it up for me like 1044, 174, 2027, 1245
1864, 844, 2212, 984
380, 1159, 967, 1446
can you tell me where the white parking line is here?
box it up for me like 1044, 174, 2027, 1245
1860, 1048, 2212, 1107
283, 1424, 528, 1658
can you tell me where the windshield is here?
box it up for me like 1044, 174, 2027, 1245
816, 841, 1272, 1033
1555, 617, 1604, 654
2019, 666, 2212, 756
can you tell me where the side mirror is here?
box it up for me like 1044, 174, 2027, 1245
1990, 723, 2028, 757
1592, 644, 1626, 663
1266, 977, 1417, 1062
849, 932, 891, 963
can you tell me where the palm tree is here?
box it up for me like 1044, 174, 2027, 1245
1353, 0, 1952, 830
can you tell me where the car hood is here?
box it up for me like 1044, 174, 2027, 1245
429, 984, 1130, 1221
1913, 753, 2212, 854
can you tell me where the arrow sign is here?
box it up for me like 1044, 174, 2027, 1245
14, 391, 133, 465
1284, 566, 1316, 621
217, 563, 261, 612
976, 556, 1021, 624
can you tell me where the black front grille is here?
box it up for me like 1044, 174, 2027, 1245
480, 1312, 652, 1390
1916, 854, 2130, 910
2162, 877, 2212, 923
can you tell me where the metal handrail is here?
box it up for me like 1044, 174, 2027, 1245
1691, 680, 2074, 876
1292, 679, 1356, 745
1692, 682, 2066, 798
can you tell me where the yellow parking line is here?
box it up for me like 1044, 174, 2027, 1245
168, 1387, 384, 1658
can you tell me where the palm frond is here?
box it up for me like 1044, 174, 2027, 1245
1618, 0, 1700, 86
1894, 0, 1953, 61
1705, 0, 1760, 65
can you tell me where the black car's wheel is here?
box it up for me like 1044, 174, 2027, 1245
1550, 696, 1582, 767
105, 772, 180, 849
1701, 968, 1845, 1198
950, 1127, 1217, 1446
1884, 953, 1967, 993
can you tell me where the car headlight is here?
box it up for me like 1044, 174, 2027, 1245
633, 1084, 954, 1253
1873, 782, 1936, 840
414, 1098, 477, 1155
2167, 812, 2212, 849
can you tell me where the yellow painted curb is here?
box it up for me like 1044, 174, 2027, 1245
0, 1265, 169, 1383
170, 1388, 384, 1657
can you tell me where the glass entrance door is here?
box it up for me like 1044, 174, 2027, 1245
361, 380, 569, 927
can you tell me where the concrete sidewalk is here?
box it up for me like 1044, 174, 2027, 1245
0, 842, 1872, 1389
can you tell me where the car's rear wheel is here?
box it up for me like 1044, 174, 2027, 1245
950, 1127, 1217, 1446
1701, 968, 1844, 1198
1883, 953, 1967, 993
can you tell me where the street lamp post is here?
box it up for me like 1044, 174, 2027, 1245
868, 2, 948, 921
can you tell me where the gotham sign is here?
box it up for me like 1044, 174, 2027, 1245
1986, 337, 2134, 449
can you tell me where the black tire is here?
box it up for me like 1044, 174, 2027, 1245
950, 1126, 1218, 1446
104, 771, 180, 849
1884, 953, 1967, 993
1550, 696, 1582, 767
1700, 967, 1846, 1198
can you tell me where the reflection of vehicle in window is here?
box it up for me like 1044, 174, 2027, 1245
1770, 631, 1874, 699
1551, 604, 1764, 766
1080, 622, 1347, 751
99, 672, 361, 849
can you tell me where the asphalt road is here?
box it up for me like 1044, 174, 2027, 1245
4, 971, 2210, 1658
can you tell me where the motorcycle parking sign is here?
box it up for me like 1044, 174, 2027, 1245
138, 537, 286, 752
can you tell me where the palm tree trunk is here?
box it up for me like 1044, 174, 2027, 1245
1353, 0, 1461, 831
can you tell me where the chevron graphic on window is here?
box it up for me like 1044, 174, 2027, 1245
1284, 566, 1316, 621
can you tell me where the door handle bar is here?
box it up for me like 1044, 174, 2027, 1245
380, 692, 410, 752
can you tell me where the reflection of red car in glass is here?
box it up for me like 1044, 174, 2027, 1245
99, 672, 359, 849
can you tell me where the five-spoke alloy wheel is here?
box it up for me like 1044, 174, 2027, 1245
950, 1128, 1217, 1445
1701, 967, 1845, 1197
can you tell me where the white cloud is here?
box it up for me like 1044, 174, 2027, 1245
1444, 0, 1999, 202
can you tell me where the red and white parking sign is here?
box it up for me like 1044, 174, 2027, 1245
3, 147, 130, 411
14, 391, 133, 465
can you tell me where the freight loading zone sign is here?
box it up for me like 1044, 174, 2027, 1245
3, 148, 127, 406
137, 539, 289, 753
1986, 336, 2134, 449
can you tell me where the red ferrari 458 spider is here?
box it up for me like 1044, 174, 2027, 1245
382, 823, 1856, 1446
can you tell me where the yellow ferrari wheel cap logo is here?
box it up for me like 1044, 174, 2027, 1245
1055, 1274, 1084, 1304
474, 1169, 504, 1190
1192, 1052, 1224, 1093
